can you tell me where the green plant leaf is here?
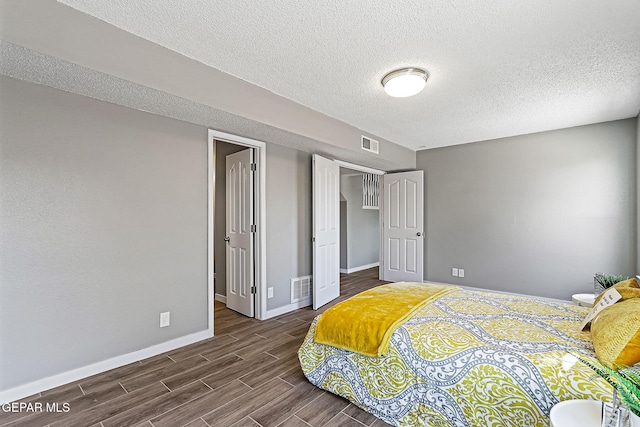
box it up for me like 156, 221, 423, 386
578, 356, 640, 417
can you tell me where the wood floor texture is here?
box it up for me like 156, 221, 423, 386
1, 268, 391, 427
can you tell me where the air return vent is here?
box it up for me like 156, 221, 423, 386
361, 135, 379, 154
291, 276, 312, 304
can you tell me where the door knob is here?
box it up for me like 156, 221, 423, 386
224, 237, 230, 242
416, 232, 422, 237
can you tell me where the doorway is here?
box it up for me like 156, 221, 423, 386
339, 168, 380, 275
311, 156, 385, 309
207, 130, 267, 334
213, 141, 255, 318
311, 157, 425, 309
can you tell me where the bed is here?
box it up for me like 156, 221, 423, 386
298, 282, 612, 427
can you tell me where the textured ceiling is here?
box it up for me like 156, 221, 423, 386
34, 1, 640, 149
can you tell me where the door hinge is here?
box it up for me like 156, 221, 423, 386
251, 286, 257, 294
250, 163, 257, 171
251, 224, 256, 233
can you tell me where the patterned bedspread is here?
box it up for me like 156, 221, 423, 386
298, 287, 612, 427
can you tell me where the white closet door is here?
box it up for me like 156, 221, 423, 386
382, 170, 424, 282
312, 154, 340, 309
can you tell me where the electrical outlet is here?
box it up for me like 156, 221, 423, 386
160, 312, 170, 328
267, 287, 274, 298
452, 268, 458, 277
458, 269, 465, 278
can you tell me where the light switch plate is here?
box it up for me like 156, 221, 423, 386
160, 312, 170, 328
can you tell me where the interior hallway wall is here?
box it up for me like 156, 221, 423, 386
340, 198, 348, 270
340, 174, 379, 271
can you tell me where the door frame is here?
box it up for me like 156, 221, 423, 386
334, 161, 386, 281
207, 129, 267, 334
334, 159, 385, 177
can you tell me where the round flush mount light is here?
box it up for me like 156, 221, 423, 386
381, 68, 428, 98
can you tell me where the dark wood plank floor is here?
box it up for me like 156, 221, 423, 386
1, 268, 391, 427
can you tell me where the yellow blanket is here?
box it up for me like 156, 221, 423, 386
314, 282, 457, 357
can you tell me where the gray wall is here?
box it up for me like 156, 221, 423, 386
340, 175, 380, 270
265, 144, 312, 310
213, 141, 246, 297
0, 76, 208, 391
416, 119, 637, 300
340, 199, 348, 270
637, 115, 640, 273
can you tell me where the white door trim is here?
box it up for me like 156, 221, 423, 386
207, 129, 267, 327
334, 159, 385, 175
207, 139, 215, 335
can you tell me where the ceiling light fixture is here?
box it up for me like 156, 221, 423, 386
381, 68, 428, 98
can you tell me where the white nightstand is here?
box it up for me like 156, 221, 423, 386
550, 400, 640, 427
572, 293, 596, 307
550, 400, 601, 427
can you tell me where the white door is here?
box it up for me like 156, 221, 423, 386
226, 148, 254, 317
312, 154, 340, 309
382, 170, 424, 282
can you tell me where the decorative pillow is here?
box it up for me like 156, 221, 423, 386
591, 298, 640, 368
594, 278, 640, 306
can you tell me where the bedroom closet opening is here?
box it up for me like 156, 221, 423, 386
339, 167, 380, 277
312, 157, 423, 308
312, 155, 385, 309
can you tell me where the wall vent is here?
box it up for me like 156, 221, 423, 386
361, 135, 379, 154
291, 275, 312, 304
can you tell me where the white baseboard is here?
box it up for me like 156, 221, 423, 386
340, 262, 379, 274
262, 299, 311, 320
0, 329, 212, 404
215, 293, 227, 304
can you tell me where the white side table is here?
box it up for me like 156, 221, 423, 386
550, 400, 640, 427
572, 293, 596, 307
550, 400, 600, 427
